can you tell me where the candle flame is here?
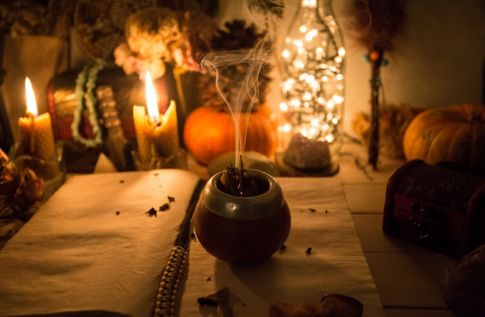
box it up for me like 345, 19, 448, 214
145, 71, 159, 123
25, 77, 38, 116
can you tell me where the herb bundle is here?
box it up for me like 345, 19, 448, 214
217, 157, 267, 197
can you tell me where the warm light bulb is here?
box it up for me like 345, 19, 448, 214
325, 134, 335, 143
279, 102, 289, 112
326, 100, 335, 110
309, 127, 318, 138
282, 49, 290, 59
338, 47, 346, 57
303, 92, 312, 101
305, 29, 318, 42
332, 95, 344, 104
299, 25, 308, 33
279, 123, 292, 133
302, 0, 317, 8
145, 71, 160, 123
25, 77, 38, 116
315, 47, 324, 57
336, 74, 344, 81
293, 40, 303, 48
282, 79, 295, 92
294, 60, 305, 69
290, 99, 301, 108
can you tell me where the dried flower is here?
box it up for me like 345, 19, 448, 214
0, 149, 44, 221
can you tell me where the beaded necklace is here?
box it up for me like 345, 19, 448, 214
71, 60, 105, 148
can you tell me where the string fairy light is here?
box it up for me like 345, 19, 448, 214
279, 0, 345, 145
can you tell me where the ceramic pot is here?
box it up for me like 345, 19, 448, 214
194, 169, 291, 264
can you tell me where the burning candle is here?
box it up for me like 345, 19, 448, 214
18, 77, 56, 161
133, 72, 179, 167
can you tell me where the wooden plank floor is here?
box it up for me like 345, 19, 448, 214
338, 144, 456, 317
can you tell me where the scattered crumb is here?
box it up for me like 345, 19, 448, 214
242, 302, 247, 307
309, 208, 316, 213
306, 247, 312, 255
168, 196, 175, 203
146, 207, 157, 217
153, 173, 159, 176
115, 211, 120, 215
325, 209, 328, 214
119, 180, 125, 184
280, 245, 287, 252
159, 203, 170, 212
206, 276, 212, 282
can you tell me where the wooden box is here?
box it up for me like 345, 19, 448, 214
383, 160, 485, 258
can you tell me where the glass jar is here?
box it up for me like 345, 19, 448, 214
278, 0, 345, 174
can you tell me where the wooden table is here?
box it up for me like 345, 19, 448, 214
337, 144, 457, 317
1, 142, 458, 316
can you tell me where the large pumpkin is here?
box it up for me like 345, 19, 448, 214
183, 106, 275, 165
403, 104, 485, 171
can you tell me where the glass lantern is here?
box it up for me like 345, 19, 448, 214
278, 0, 345, 174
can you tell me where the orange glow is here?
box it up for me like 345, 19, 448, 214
25, 77, 38, 116
145, 71, 159, 123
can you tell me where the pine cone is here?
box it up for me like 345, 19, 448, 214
198, 20, 272, 112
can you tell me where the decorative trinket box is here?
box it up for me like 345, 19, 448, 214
383, 160, 485, 258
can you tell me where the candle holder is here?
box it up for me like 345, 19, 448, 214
131, 148, 187, 171
12, 142, 65, 199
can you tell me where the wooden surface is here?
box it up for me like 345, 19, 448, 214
337, 144, 456, 317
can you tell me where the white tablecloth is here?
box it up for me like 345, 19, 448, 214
180, 177, 384, 316
0, 172, 383, 316
0, 170, 200, 317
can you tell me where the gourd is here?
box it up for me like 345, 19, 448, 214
403, 104, 485, 171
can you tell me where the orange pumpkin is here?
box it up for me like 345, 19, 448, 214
183, 106, 275, 165
403, 104, 485, 171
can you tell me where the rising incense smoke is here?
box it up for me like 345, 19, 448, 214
200, 0, 282, 168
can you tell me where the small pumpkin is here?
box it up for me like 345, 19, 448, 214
183, 106, 275, 165
403, 104, 485, 171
